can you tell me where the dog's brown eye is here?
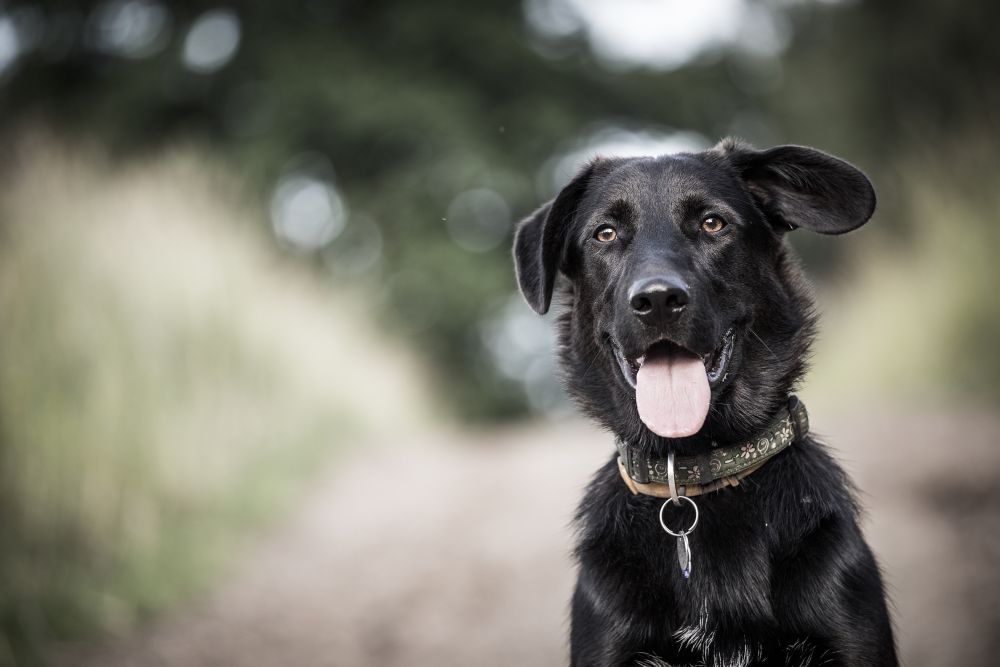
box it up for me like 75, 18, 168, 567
594, 225, 618, 242
701, 216, 727, 234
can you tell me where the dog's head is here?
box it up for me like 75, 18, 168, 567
513, 139, 875, 450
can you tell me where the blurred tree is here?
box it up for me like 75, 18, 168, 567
0, 0, 759, 418
1, 0, 997, 417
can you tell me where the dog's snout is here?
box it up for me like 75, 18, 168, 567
628, 276, 689, 325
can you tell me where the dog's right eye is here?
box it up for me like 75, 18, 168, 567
701, 215, 728, 234
594, 225, 618, 243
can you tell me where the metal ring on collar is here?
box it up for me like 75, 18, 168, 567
667, 451, 679, 500
659, 495, 699, 537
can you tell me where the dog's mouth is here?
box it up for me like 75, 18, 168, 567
612, 327, 736, 438
613, 327, 736, 389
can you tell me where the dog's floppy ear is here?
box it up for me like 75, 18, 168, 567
720, 139, 876, 234
513, 160, 602, 314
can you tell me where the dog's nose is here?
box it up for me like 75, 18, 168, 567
629, 276, 689, 325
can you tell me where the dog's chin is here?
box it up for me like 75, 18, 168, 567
610, 326, 737, 392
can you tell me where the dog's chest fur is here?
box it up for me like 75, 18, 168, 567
573, 445, 854, 666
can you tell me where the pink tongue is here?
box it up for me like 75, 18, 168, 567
636, 346, 711, 438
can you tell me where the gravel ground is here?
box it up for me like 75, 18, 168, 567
55, 405, 1000, 667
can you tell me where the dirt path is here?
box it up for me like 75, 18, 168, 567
57, 406, 1000, 666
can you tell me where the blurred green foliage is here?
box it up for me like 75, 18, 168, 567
2, 0, 998, 418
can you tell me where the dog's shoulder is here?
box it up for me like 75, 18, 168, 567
753, 436, 868, 554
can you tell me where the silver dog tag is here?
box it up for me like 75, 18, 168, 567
660, 495, 699, 581
676, 534, 692, 579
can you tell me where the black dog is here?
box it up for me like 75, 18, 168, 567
513, 139, 897, 666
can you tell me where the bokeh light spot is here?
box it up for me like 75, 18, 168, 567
445, 188, 511, 253
270, 174, 347, 252
526, 0, 789, 70
481, 293, 566, 415
182, 8, 240, 73
87, 0, 171, 59
0, 16, 20, 76
321, 215, 383, 277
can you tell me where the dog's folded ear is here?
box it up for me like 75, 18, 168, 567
720, 138, 876, 235
513, 160, 602, 314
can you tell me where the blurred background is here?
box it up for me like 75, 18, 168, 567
0, 0, 998, 665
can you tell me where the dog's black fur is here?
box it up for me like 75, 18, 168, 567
513, 139, 897, 666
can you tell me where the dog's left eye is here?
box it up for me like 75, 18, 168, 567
594, 225, 618, 242
701, 215, 727, 234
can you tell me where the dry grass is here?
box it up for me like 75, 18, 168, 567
806, 144, 1000, 408
0, 137, 433, 663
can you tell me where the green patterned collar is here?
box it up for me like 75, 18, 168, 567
616, 396, 809, 494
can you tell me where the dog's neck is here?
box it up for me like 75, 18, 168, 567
616, 396, 809, 498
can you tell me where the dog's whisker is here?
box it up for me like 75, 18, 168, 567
576, 345, 603, 381
748, 327, 778, 360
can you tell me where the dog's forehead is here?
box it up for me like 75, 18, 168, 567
594, 153, 740, 203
